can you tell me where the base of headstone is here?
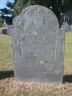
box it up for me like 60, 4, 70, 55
15, 72, 63, 84
2, 29, 7, 34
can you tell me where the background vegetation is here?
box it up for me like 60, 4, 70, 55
0, 18, 4, 27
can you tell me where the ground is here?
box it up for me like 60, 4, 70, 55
0, 33, 72, 96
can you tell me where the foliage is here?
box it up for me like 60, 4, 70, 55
13, 0, 29, 15
13, 0, 72, 24
0, 18, 4, 27
6, 1, 14, 9
0, 0, 72, 25
0, 1, 15, 25
30, 0, 72, 23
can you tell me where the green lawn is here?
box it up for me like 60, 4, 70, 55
0, 33, 72, 96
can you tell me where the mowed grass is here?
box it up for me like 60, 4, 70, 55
0, 35, 13, 71
0, 33, 72, 96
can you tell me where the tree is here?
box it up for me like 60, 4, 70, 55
0, 1, 16, 25
0, 18, 3, 27
30, 0, 72, 24
13, 0, 72, 24
13, 0, 29, 15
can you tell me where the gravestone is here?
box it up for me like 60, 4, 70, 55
65, 23, 69, 32
61, 25, 65, 29
2, 20, 8, 28
12, 16, 17, 26
0, 28, 7, 35
10, 5, 65, 84
2, 28, 7, 34
7, 25, 14, 36
0, 28, 2, 34
2, 20, 8, 35
7, 16, 17, 36
70, 25, 72, 32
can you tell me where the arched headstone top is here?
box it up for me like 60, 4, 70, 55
15, 5, 59, 32
2, 20, 8, 28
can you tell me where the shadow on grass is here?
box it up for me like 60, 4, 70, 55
0, 71, 14, 80
63, 75, 72, 83
0, 71, 72, 83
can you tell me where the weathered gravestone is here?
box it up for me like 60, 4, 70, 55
7, 25, 14, 36
70, 25, 72, 32
2, 28, 7, 34
7, 16, 17, 36
0, 28, 7, 35
10, 5, 65, 84
0, 28, 2, 34
12, 16, 18, 27
61, 25, 65, 29
2, 20, 8, 35
65, 23, 69, 32
2, 20, 8, 28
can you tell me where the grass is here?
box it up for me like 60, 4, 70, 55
0, 33, 72, 96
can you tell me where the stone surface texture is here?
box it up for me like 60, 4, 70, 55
70, 25, 72, 32
0, 28, 7, 34
10, 5, 65, 84
61, 25, 65, 29
7, 25, 14, 36
12, 16, 18, 26
0, 29, 2, 34
2, 23, 8, 28
2, 28, 7, 34
7, 16, 17, 36
65, 23, 69, 32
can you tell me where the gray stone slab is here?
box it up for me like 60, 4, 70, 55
2, 20, 8, 28
7, 25, 14, 36
7, 16, 18, 36
61, 23, 69, 32
12, 16, 17, 27
0, 29, 3, 34
70, 25, 72, 32
10, 5, 65, 84
2, 28, 7, 34
61, 25, 65, 29
65, 23, 69, 32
